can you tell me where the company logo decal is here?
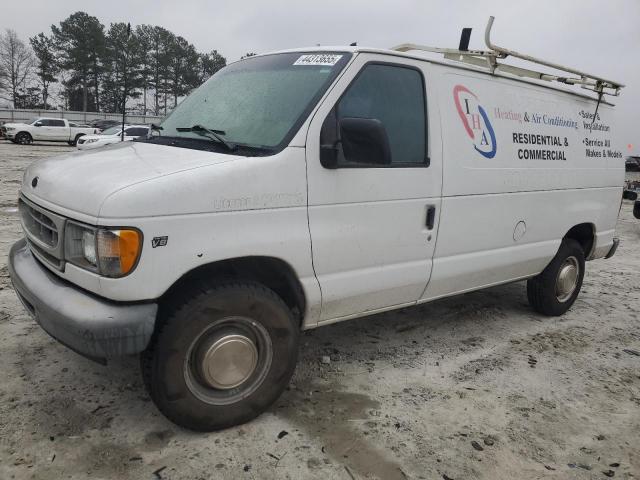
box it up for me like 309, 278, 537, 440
453, 85, 497, 159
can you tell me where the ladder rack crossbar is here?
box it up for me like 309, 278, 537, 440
391, 17, 624, 96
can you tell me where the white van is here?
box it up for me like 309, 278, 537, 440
8, 20, 624, 431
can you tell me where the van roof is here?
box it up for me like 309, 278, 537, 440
262, 45, 615, 106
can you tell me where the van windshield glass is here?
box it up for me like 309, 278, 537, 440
158, 52, 351, 151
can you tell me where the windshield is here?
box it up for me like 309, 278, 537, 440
101, 126, 121, 135
158, 52, 351, 151
27, 118, 38, 125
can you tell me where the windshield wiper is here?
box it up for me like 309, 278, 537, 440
176, 124, 236, 151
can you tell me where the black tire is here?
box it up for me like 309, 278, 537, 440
15, 132, 32, 145
527, 239, 585, 316
141, 281, 299, 431
70, 134, 83, 146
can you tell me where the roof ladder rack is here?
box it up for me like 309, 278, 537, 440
392, 16, 624, 96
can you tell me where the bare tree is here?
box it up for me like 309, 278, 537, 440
0, 29, 35, 108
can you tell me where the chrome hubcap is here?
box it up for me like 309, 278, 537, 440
556, 256, 579, 302
199, 334, 258, 390
184, 316, 273, 406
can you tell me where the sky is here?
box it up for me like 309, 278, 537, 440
1, 0, 638, 153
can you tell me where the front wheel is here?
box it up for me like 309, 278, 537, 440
527, 239, 585, 316
15, 132, 32, 145
141, 281, 299, 431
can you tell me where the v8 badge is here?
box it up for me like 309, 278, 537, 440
152, 236, 168, 248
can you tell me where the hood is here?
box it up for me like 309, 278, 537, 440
23, 141, 240, 217
80, 134, 113, 141
3, 122, 30, 128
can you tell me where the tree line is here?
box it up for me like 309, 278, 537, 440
0, 12, 255, 115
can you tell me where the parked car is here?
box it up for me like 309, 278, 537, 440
8, 27, 625, 432
89, 119, 121, 131
625, 156, 640, 172
77, 125, 150, 150
2, 117, 97, 145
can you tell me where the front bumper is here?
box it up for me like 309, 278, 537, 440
8, 239, 157, 363
604, 237, 619, 259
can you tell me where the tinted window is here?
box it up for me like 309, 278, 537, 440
337, 64, 427, 165
125, 127, 148, 137
47, 119, 65, 127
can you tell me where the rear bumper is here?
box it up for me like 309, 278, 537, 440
8, 239, 157, 363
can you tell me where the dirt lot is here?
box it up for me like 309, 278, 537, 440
0, 140, 638, 480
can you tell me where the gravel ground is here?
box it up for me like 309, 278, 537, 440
0, 140, 639, 480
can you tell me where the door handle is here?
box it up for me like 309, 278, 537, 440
426, 206, 436, 230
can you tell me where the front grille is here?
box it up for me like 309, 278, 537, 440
18, 196, 66, 271
28, 240, 64, 269
20, 200, 59, 247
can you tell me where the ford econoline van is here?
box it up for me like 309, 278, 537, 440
8, 21, 624, 430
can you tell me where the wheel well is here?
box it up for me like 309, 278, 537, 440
564, 223, 595, 258
160, 256, 306, 324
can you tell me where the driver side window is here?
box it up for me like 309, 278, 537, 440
321, 63, 428, 168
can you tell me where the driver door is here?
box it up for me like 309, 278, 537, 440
33, 119, 52, 140
305, 55, 443, 323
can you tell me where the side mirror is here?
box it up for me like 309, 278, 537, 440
340, 117, 391, 166
623, 190, 638, 201
634, 200, 640, 219
319, 109, 339, 168
34, 122, 42, 127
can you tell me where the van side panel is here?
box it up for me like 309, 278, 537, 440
422, 69, 623, 301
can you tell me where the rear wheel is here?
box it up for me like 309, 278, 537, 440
527, 239, 585, 316
70, 134, 83, 146
15, 132, 32, 145
141, 281, 299, 431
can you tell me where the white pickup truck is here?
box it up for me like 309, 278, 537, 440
8, 20, 625, 431
2, 117, 97, 145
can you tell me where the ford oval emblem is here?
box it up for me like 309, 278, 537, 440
31, 176, 38, 188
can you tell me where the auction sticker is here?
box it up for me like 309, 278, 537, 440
293, 54, 343, 66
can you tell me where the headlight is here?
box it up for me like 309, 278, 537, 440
86, 138, 99, 143
64, 222, 142, 277
6, 127, 15, 131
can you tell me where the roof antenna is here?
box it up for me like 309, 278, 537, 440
458, 27, 472, 51
350, 42, 357, 46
